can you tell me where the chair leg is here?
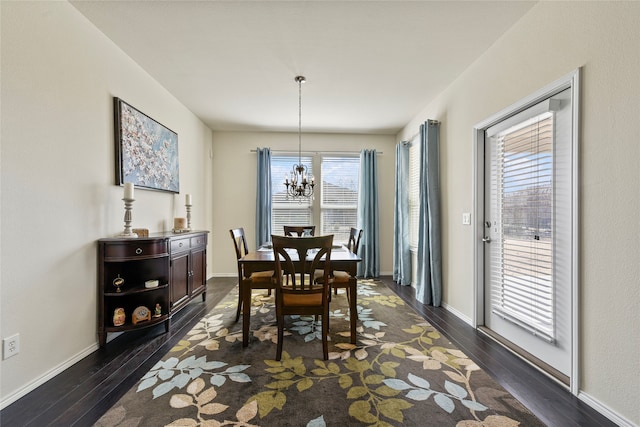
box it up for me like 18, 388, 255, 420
322, 309, 329, 360
276, 314, 284, 361
349, 278, 357, 344
242, 284, 252, 348
234, 284, 242, 323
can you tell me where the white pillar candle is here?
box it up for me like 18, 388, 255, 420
124, 182, 134, 199
185, 194, 192, 205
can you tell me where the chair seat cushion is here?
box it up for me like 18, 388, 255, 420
249, 270, 274, 282
282, 292, 323, 306
332, 270, 351, 283
313, 270, 335, 284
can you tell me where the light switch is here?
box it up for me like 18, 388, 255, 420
462, 212, 471, 225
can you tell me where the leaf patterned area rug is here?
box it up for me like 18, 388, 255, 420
95, 279, 545, 427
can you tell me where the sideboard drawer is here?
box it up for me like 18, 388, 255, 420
190, 234, 207, 249
103, 240, 168, 259
170, 237, 191, 254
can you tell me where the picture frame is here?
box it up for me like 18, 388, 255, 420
114, 97, 180, 193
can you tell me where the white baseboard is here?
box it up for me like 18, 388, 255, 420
579, 391, 637, 427
441, 301, 473, 326
0, 342, 99, 410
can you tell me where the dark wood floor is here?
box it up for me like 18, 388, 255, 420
1, 276, 615, 427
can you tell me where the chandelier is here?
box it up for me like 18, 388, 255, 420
284, 75, 315, 199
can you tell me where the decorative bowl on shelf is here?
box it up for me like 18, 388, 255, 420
145, 279, 159, 288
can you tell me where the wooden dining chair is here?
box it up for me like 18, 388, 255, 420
316, 228, 361, 321
283, 225, 316, 237
331, 227, 363, 296
229, 228, 276, 326
271, 234, 333, 360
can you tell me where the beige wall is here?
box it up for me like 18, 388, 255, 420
0, 2, 214, 405
210, 131, 396, 276
399, 2, 639, 424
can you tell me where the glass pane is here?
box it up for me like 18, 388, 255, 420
272, 155, 314, 203
321, 156, 359, 206
491, 113, 555, 338
320, 156, 359, 241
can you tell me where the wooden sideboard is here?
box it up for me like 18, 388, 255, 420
97, 230, 209, 346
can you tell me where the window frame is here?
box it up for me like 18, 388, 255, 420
270, 153, 360, 244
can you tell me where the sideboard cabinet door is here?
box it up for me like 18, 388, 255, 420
169, 231, 208, 313
190, 246, 206, 298
170, 252, 190, 311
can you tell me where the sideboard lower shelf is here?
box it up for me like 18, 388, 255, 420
97, 230, 208, 346
104, 314, 170, 333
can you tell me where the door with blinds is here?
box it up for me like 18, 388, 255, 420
483, 87, 573, 379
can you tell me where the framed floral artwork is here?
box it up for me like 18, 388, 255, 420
114, 97, 179, 193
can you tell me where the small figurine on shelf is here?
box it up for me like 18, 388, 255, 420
113, 307, 126, 326
154, 303, 162, 318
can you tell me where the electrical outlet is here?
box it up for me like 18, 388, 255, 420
3, 333, 20, 359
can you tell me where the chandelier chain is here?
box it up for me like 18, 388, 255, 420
298, 76, 302, 165
284, 75, 314, 199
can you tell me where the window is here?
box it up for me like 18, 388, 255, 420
320, 156, 359, 243
488, 112, 555, 339
271, 154, 359, 244
271, 155, 313, 236
408, 141, 420, 250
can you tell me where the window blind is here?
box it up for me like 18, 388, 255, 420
408, 141, 420, 249
489, 113, 555, 342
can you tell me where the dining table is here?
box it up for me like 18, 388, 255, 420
238, 243, 361, 347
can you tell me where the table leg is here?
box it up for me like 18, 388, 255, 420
242, 281, 251, 347
350, 277, 357, 344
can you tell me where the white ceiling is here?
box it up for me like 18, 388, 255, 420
70, 1, 536, 135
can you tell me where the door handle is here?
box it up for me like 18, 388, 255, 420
482, 236, 491, 243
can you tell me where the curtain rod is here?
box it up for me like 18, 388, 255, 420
251, 149, 383, 155
403, 119, 440, 144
